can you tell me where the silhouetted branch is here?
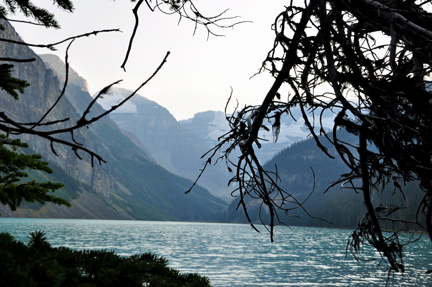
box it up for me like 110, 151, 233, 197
0, 42, 169, 165
30, 40, 74, 129
120, 0, 247, 70
120, 0, 145, 71
2, 18, 46, 26
84, 51, 170, 125
194, 0, 432, 276
0, 28, 120, 50
0, 57, 35, 62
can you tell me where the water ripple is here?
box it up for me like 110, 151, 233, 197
0, 218, 431, 286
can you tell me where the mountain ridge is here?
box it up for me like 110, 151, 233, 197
0, 19, 227, 221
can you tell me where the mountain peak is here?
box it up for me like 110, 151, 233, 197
39, 54, 89, 92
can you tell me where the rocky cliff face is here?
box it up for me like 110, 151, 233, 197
0, 19, 227, 220
39, 54, 89, 92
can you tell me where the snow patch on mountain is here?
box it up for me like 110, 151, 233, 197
96, 92, 138, 114
207, 112, 230, 142
180, 109, 335, 164
259, 122, 308, 144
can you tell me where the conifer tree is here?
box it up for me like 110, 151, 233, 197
0, 134, 68, 211
0, 0, 70, 209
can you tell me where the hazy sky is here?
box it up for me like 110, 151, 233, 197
12, 0, 287, 120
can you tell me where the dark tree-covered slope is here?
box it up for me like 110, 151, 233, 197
226, 130, 424, 229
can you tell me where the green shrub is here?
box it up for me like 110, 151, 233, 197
0, 231, 211, 287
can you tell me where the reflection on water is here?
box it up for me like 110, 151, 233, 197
1, 218, 431, 286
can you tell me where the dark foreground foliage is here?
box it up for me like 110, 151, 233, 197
0, 231, 211, 287
193, 0, 432, 276
0, 134, 68, 212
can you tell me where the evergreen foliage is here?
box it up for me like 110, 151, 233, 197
0, 231, 211, 287
0, 134, 69, 212
0, 0, 73, 105
0, 0, 74, 29
0, 64, 28, 100
0, 0, 70, 214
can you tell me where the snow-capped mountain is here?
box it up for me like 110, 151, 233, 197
96, 88, 335, 200
179, 108, 335, 164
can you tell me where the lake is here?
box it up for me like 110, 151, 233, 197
0, 218, 431, 286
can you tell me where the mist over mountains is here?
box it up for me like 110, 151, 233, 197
95, 87, 231, 199
3, 19, 416, 229
92, 86, 335, 199
0, 19, 226, 221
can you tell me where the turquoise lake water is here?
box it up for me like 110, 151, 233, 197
1, 218, 431, 286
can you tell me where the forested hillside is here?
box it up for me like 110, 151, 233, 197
226, 130, 425, 229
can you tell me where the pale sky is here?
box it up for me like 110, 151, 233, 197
11, 0, 287, 120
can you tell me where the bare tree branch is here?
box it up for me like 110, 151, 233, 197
193, 0, 432, 275
0, 28, 120, 50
